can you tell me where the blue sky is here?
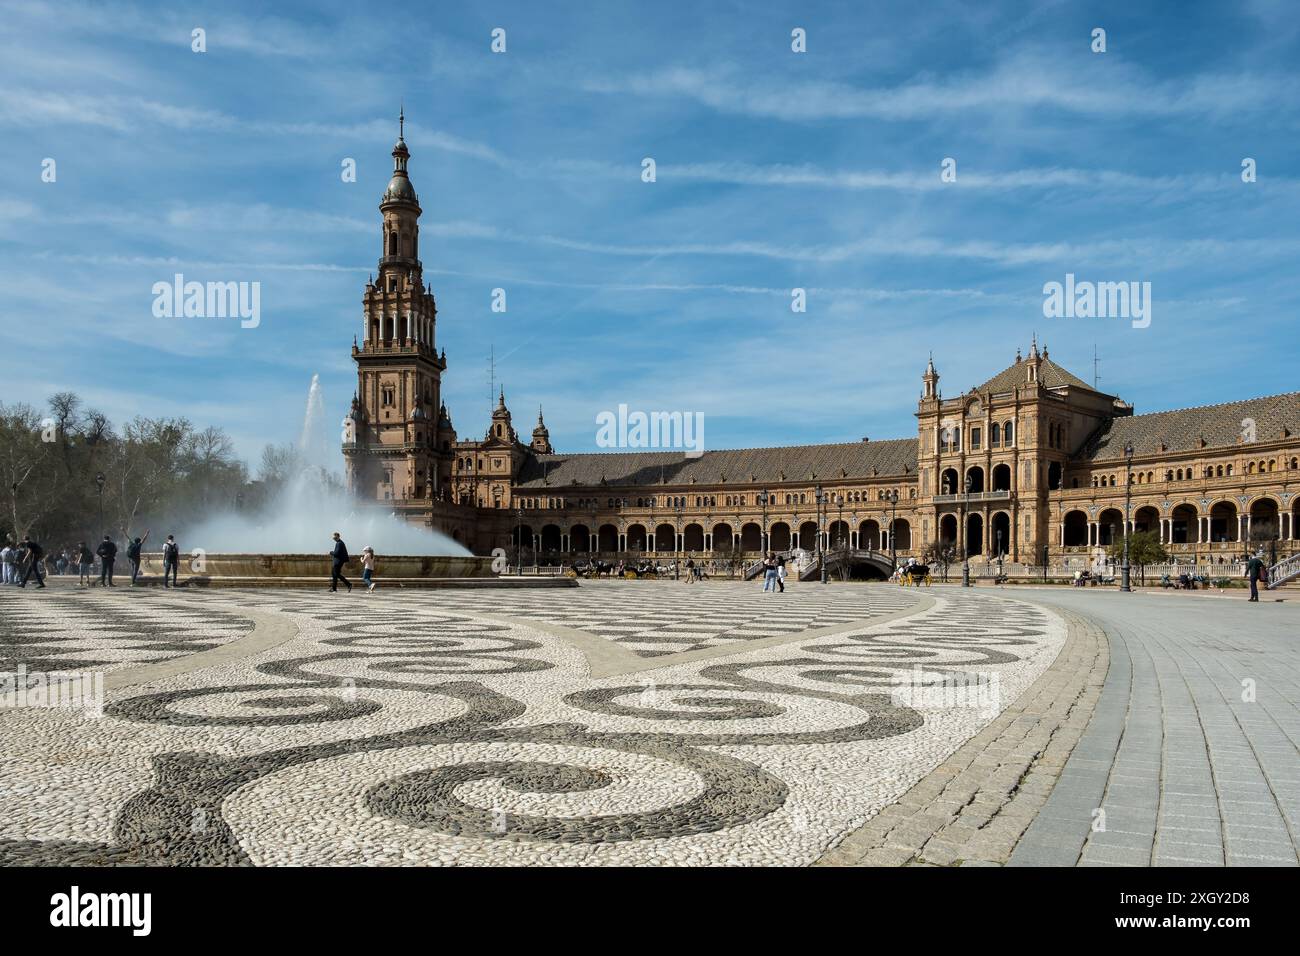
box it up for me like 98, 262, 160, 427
2, 0, 1298, 465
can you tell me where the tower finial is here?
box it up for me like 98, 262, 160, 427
399, 102, 405, 140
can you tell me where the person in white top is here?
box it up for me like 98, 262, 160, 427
361, 546, 376, 592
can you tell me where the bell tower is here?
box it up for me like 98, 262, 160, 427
345, 109, 452, 507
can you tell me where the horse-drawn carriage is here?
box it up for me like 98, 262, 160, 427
569, 559, 618, 579
898, 563, 932, 587
624, 562, 661, 579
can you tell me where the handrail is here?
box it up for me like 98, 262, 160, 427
1266, 553, 1300, 589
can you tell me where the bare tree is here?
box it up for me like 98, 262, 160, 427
0, 403, 63, 540
105, 417, 195, 539
47, 391, 82, 478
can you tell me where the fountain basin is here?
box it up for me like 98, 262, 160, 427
138, 553, 576, 589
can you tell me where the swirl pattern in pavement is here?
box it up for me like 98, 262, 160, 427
0, 582, 1064, 866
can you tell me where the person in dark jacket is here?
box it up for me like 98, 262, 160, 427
96, 535, 118, 587
162, 534, 180, 588
126, 530, 149, 585
1246, 552, 1265, 602
76, 541, 94, 586
329, 532, 352, 593
18, 537, 46, 588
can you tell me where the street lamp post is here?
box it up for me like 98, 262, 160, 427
758, 489, 770, 554
997, 528, 1004, 581
1121, 442, 1134, 592
962, 474, 973, 587
674, 502, 684, 580
815, 485, 828, 584
515, 506, 523, 575
95, 472, 106, 531
888, 488, 899, 569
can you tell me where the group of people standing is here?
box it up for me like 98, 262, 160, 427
1, 532, 184, 589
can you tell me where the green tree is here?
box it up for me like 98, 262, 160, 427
1106, 530, 1167, 585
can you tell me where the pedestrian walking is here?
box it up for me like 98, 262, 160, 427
776, 554, 787, 593
1245, 552, 1265, 602
361, 546, 376, 592
762, 551, 778, 593
329, 532, 352, 593
76, 541, 94, 586
17, 537, 46, 589
162, 534, 180, 588
684, 558, 695, 583
96, 535, 118, 587
0, 541, 13, 585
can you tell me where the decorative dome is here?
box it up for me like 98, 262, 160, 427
380, 107, 419, 206
383, 174, 417, 203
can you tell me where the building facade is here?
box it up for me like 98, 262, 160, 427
345, 126, 1300, 570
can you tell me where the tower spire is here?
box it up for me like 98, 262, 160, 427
399, 102, 404, 140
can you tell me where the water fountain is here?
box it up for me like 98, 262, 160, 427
140, 376, 572, 589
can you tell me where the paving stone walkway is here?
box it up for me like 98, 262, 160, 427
1007, 589, 1299, 867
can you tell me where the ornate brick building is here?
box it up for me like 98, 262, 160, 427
345, 124, 1300, 571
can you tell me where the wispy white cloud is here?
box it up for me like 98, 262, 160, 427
583, 54, 1296, 123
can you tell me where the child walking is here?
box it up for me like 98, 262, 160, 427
362, 546, 376, 593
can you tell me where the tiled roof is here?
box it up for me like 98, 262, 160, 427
977, 356, 1094, 394
514, 438, 919, 488
1081, 392, 1300, 462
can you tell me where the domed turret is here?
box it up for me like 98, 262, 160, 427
531, 405, 553, 454
380, 107, 420, 209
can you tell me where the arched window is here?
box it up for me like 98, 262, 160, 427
991, 422, 1001, 446
1005, 421, 1015, 447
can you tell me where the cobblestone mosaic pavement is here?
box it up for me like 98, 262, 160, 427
0, 587, 251, 675
0, 581, 1067, 865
